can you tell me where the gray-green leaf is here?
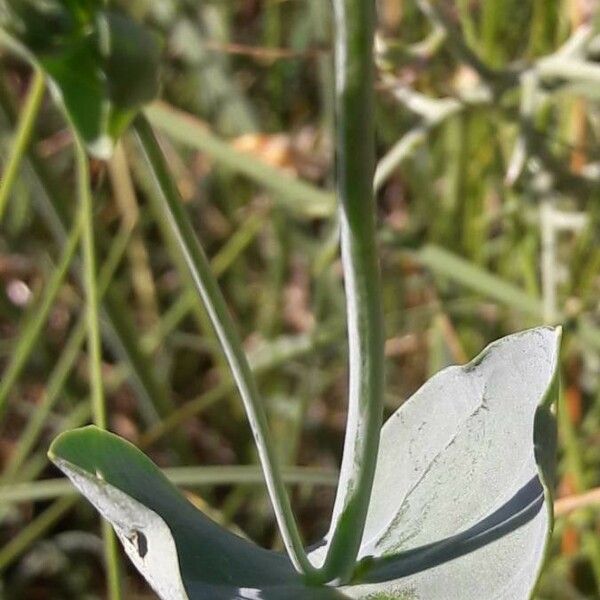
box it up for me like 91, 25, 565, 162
336, 326, 560, 599
49, 327, 559, 599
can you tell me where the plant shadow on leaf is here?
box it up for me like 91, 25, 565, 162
49, 327, 560, 600
338, 327, 560, 600
356, 475, 544, 582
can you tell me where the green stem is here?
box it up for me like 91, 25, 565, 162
76, 139, 106, 429
75, 139, 122, 600
132, 116, 318, 578
0, 69, 45, 222
318, 0, 385, 583
102, 520, 123, 599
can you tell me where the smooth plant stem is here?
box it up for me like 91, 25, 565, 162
132, 116, 318, 578
76, 140, 106, 429
0, 213, 82, 422
319, 0, 385, 584
75, 139, 122, 600
103, 520, 123, 599
0, 69, 45, 222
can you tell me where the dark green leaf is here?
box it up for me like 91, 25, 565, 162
0, 1, 160, 157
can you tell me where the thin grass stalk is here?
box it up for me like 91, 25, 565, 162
0, 497, 76, 572
0, 212, 82, 421
1, 466, 339, 504
0, 69, 45, 221
144, 101, 335, 219
75, 139, 122, 599
0, 75, 174, 428
2, 225, 133, 481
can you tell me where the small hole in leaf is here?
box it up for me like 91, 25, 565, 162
136, 531, 148, 558
127, 530, 148, 558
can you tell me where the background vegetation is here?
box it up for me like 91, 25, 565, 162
1, 0, 600, 598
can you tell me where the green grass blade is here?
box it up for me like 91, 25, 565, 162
1, 466, 339, 504
0, 74, 174, 428
0, 69, 45, 222
417, 244, 544, 317
145, 101, 335, 219
0, 497, 76, 572
75, 137, 123, 600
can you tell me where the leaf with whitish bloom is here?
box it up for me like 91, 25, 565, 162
50, 327, 559, 599
336, 326, 560, 599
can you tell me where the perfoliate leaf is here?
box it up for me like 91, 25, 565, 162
0, 1, 160, 158
336, 326, 560, 599
50, 327, 559, 599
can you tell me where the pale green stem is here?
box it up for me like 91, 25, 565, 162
76, 139, 106, 429
318, 0, 385, 584
75, 139, 123, 600
103, 520, 123, 599
0, 69, 45, 222
132, 116, 319, 578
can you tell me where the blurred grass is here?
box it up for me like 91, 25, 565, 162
1, 1, 600, 598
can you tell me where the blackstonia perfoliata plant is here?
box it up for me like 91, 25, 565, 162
0, 1, 561, 599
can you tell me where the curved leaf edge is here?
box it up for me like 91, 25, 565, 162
48, 427, 312, 598
346, 326, 561, 598
530, 327, 561, 599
